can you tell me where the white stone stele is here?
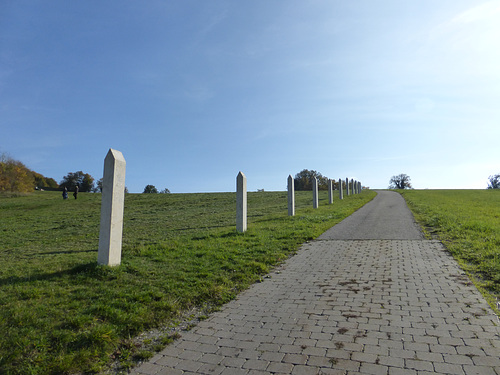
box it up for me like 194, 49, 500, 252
351, 179, 355, 195
236, 171, 247, 233
346, 178, 350, 196
287, 174, 295, 216
328, 179, 333, 204
312, 177, 318, 209
339, 179, 343, 200
98, 149, 126, 266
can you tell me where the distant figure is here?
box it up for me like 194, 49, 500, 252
62, 187, 68, 199
73, 186, 79, 200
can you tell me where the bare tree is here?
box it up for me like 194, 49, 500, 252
389, 174, 412, 189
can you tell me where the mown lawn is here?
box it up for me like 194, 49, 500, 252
400, 189, 500, 303
0, 189, 376, 374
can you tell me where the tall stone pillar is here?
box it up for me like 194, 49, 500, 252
287, 175, 295, 216
339, 179, 343, 200
98, 149, 126, 266
346, 178, 350, 196
328, 179, 333, 204
236, 171, 247, 233
313, 177, 318, 209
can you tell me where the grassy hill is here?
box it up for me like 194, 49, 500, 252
0, 189, 376, 374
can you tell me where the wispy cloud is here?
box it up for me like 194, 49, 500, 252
430, 1, 500, 49
449, 0, 500, 24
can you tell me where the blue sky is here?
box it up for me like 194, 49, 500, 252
1, 1, 499, 192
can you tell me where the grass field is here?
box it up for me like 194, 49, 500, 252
400, 189, 500, 303
0, 189, 376, 374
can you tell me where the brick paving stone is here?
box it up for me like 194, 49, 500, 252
304, 355, 331, 367
363, 344, 389, 356
388, 368, 418, 375
220, 356, 246, 368
154, 355, 181, 367
259, 351, 284, 362
266, 361, 294, 373
155, 368, 184, 375
462, 364, 498, 375
133, 362, 163, 374
444, 353, 475, 365
197, 363, 224, 375
472, 356, 500, 366
433, 362, 466, 374
177, 349, 203, 361
282, 353, 308, 365
220, 368, 249, 375
175, 359, 203, 372
238, 349, 262, 359
199, 352, 224, 365
351, 352, 378, 364
378, 355, 405, 368
429, 345, 457, 354
242, 359, 270, 371
405, 358, 435, 371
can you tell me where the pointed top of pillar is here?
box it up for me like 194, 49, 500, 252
106, 148, 126, 163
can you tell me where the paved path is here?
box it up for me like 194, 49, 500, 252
318, 191, 423, 240
132, 191, 500, 375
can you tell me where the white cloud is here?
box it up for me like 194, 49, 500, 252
430, 1, 500, 53
449, 0, 500, 24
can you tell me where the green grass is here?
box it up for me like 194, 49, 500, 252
400, 189, 500, 299
0, 189, 376, 374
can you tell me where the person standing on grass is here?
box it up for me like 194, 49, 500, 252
62, 187, 68, 199
73, 186, 79, 200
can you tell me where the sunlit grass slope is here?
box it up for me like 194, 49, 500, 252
0, 189, 376, 374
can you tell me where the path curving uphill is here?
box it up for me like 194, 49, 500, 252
132, 190, 500, 375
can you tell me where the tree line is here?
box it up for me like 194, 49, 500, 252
0, 154, 58, 193
0, 153, 171, 194
0, 153, 169, 194
2, 154, 499, 194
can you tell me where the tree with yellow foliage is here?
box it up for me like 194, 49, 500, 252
0, 154, 35, 193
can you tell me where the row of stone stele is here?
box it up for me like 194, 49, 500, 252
236, 172, 362, 233
96, 153, 363, 266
